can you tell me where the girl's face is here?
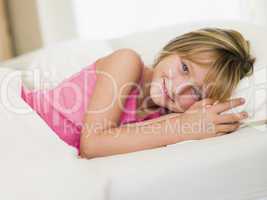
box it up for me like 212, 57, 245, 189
150, 54, 211, 112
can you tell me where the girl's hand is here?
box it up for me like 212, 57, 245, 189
177, 98, 248, 140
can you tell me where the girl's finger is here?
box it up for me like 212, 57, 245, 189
199, 98, 216, 106
211, 98, 245, 114
188, 98, 215, 112
215, 123, 240, 133
215, 132, 228, 136
214, 112, 248, 124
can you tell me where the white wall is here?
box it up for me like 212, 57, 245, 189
73, 0, 251, 40
7, 0, 267, 55
73, 0, 267, 40
36, 0, 77, 46
241, 0, 267, 27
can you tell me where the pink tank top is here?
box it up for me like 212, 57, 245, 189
21, 63, 167, 151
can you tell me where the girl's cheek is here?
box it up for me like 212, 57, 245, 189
166, 64, 179, 79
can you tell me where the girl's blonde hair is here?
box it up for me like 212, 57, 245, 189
152, 27, 256, 101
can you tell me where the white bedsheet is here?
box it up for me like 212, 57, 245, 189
107, 128, 267, 200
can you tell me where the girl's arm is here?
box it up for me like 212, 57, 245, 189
80, 49, 247, 159
81, 113, 184, 159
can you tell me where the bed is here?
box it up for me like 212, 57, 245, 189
0, 20, 267, 200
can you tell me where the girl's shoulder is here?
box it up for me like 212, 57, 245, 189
95, 48, 144, 81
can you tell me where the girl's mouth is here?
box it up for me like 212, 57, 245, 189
163, 78, 175, 102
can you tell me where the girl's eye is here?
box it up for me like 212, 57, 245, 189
181, 62, 189, 74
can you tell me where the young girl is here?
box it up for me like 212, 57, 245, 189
21, 28, 255, 159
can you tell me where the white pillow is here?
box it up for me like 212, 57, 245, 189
1, 39, 113, 90
0, 68, 27, 115
229, 66, 267, 126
